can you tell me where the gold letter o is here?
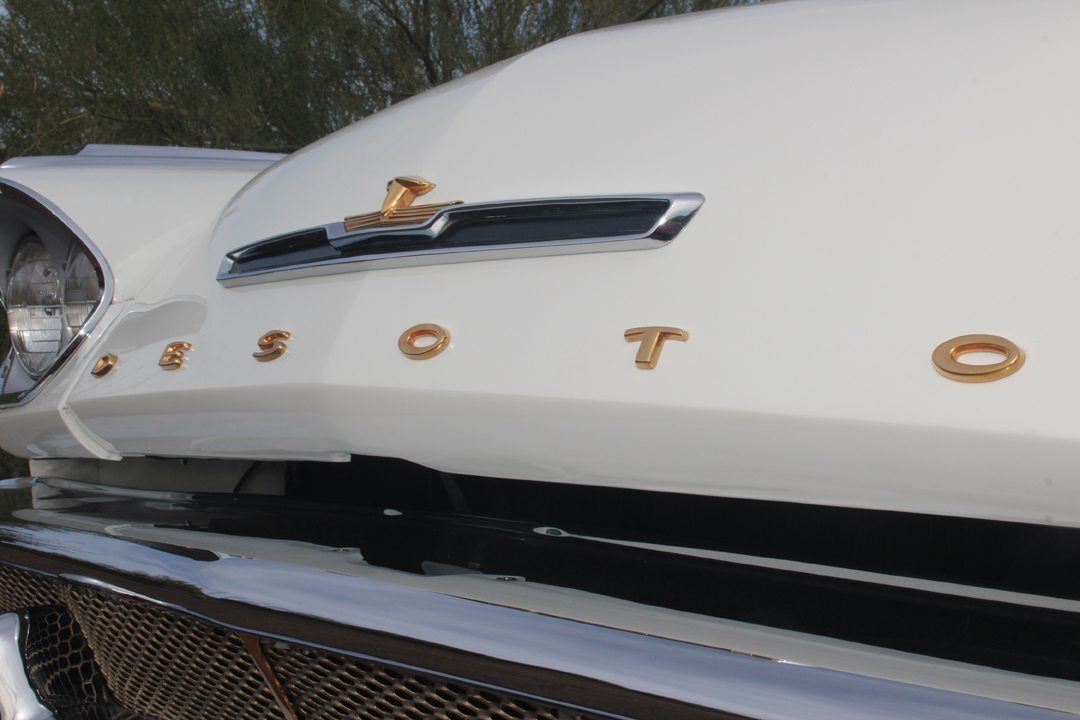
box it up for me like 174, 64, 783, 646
932, 334, 1024, 383
399, 323, 450, 360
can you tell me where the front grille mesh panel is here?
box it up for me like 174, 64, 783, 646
0, 563, 62, 610
65, 585, 286, 720
23, 605, 140, 720
1, 565, 596, 720
263, 640, 580, 720
24, 606, 104, 716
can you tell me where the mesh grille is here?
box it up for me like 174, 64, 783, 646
263, 640, 584, 720
24, 606, 102, 713
0, 564, 62, 610
1, 565, 601, 720
23, 606, 140, 720
65, 586, 286, 720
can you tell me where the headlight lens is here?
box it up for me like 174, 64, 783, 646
6, 237, 63, 377
62, 243, 103, 344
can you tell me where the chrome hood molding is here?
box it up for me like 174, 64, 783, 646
217, 193, 704, 286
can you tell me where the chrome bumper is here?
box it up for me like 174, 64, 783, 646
0, 518, 1072, 720
0, 613, 54, 720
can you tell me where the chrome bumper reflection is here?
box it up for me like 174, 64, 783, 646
0, 519, 1073, 720
0, 613, 54, 720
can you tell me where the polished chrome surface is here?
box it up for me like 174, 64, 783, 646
0, 179, 116, 409
217, 193, 704, 287
0, 612, 56, 720
16, 474, 1080, 699
0, 506, 1071, 719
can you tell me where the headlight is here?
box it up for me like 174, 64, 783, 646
62, 243, 103, 344
6, 237, 63, 377
0, 180, 112, 406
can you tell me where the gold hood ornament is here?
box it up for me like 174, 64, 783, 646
343, 177, 463, 232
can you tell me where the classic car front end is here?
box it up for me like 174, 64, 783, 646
2, 1, 1080, 718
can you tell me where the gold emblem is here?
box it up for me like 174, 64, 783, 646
344, 177, 462, 232
624, 326, 689, 369
932, 334, 1024, 383
90, 353, 118, 378
399, 323, 451, 360
158, 341, 192, 371
253, 330, 291, 362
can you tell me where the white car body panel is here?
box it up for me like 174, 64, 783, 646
2, 0, 1080, 527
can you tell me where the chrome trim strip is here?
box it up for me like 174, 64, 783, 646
0, 521, 1070, 720
546, 527, 1080, 613
0, 612, 55, 720
217, 192, 704, 287
0, 179, 116, 409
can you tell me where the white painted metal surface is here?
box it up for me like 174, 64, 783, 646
1, 143, 284, 169
3, 0, 1080, 526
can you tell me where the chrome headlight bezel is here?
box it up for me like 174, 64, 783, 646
0, 179, 113, 407
61, 240, 105, 347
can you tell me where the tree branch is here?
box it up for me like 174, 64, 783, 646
373, 0, 441, 87
635, 0, 670, 21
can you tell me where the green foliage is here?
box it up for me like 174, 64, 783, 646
0, 0, 378, 155
0, 0, 758, 159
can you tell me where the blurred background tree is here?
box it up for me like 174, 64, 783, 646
0, 0, 757, 474
0, 0, 759, 158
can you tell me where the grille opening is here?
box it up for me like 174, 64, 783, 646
65, 584, 286, 720
285, 455, 1080, 602
22, 605, 137, 720
15, 464, 1080, 682
263, 639, 584, 720
280, 455, 1080, 680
